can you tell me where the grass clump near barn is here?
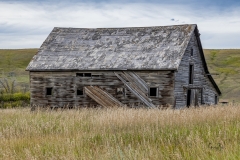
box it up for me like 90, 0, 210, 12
0, 105, 240, 159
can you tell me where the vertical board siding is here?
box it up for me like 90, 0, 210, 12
174, 33, 219, 108
30, 71, 174, 108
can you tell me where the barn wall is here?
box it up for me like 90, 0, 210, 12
30, 70, 174, 107
174, 32, 219, 108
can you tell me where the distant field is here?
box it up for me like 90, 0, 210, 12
0, 49, 239, 102
0, 105, 240, 159
204, 49, 240, 102
0, 49, 37, 84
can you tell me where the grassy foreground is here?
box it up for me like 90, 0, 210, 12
0, 106, 240, 159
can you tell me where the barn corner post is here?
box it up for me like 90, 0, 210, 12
26, 24, 220, 109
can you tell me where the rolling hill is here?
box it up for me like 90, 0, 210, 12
0, 49, 239, 102
204, 49, 240, 102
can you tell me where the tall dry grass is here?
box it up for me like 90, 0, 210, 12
0, 105, 240, 159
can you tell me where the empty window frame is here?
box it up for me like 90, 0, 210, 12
76, 73, 92, 77
76, 73, 84, 77
77, 89, 84, 96
84, 73, 92, 77
149, 87, 158, 97
46, 87, 53, 96
191, 48, 194, 56
189, 64, 194, 84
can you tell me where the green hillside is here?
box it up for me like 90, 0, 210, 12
0, 49, 239, 102
204, 49, 240, 102
0, 49, 37, 84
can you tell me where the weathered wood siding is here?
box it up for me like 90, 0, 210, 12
30, 71, 174, 107
174, 32, 219, 108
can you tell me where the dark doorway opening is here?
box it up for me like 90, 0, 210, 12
187, 89, 191, 107
189, 65, 194, 84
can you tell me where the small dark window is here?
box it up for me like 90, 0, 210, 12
189, 64, 194, 84
85, 73, 92, 77
191, 48, 193, 56
46, 87, 52, 96
76, 73, 84, 77
77, 89, 84, 96
76, 73, 92, 77
149, 87, 157, 97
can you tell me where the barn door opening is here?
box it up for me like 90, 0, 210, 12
187, 89, 191, 107
189, 64, 194, 84
187, 89, 200, 107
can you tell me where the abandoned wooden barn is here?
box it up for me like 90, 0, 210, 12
26, 24, 221, 108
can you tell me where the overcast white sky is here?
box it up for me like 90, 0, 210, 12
0, 0, 240, 49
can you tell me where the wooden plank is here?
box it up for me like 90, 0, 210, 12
114, 71, 156, 108
85, 86, 123, 107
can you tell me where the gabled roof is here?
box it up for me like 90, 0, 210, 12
193, 27, 221, 95
26, 24, 196, 71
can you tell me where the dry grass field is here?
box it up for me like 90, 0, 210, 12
0, 105, 240, 159
1, 49, 240, 159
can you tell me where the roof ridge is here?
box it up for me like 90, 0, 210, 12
53, 24, 197, 30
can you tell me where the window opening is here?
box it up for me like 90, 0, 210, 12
149, 87, 158, 97
46, 87, 53, 96
191, 48, 193, 56
189, 64, 194, 84
77, 89, 84, 95
76, 73, 92, 77
76, 73, 84, 77
85, 73, 92, 77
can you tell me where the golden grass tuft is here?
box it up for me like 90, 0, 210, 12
0, 105, 240, 159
